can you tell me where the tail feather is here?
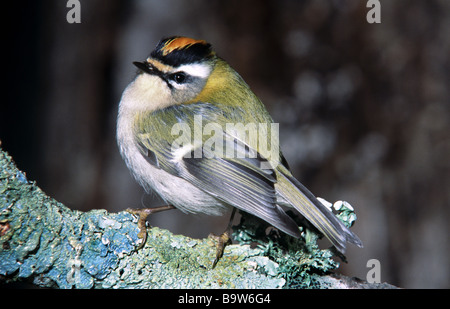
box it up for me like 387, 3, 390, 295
276, 172, 363, 253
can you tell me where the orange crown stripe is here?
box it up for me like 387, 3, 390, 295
161, 37, 207, 56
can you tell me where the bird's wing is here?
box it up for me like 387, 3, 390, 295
275, 169, 363, 253
135, 103, 301, 238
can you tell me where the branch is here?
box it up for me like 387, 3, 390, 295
0, 146, 396, 288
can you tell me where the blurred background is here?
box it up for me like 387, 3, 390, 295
1, 0, 449, 288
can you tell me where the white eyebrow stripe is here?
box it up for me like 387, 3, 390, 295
177, 63, 212, 78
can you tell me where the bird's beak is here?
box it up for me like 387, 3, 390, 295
133, 61, 155, 75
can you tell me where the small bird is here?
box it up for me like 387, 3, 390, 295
117, 36, 362, 266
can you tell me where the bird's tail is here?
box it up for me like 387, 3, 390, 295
276, 172, 363, 254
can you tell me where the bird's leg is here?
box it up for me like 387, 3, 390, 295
127, 205, 175, 249
210, 208, 237, 268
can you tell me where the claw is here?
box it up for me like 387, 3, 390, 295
127, 205, 175, 249
209, 208, 237, 268
209, 231, 232, 268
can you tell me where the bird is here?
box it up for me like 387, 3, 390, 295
117, 36, 362, 266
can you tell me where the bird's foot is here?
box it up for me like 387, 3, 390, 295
127, 205, 175, 249
209, 230, 232, 268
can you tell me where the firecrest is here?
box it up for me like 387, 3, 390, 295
117, 36, 362, 265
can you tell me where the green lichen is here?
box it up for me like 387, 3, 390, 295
99, 226, 286, 288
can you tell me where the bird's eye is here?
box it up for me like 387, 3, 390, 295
169, 72, 187, 84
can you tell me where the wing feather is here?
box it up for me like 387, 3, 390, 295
135, 104, 301, 237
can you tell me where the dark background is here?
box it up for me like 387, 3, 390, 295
1, 0, 449, 288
